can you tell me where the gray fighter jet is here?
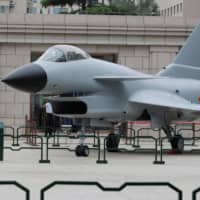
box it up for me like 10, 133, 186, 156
2, 23, 200, 156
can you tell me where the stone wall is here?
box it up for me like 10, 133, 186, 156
0, 44, 30, 127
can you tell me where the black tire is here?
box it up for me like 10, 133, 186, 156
170, 135, 184, 154
83, 145, 89, 157
75, 145, 89, 157
106, 133, 120, 152
75, 145, 81, 157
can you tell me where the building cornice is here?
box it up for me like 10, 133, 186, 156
0, 14, 199, 46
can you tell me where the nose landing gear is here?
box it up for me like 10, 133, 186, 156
75, 145, 89, 157
75, 124, 90, 157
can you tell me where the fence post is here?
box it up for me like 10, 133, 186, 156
192, 123, 196, 146
0, 122, 4, 161
96, 136, 108, 164
154, 138, 165, 165
39, 136, 50, 164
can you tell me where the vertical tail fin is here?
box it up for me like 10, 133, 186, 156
158, 23, 200, 79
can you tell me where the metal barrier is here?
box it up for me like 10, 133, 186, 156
3, 125, 166, 164
4, 126, 15, 146
8, 126, 50, 163
40, 181, 182, 200
158, 136, 198, 164
124, 128, 136, 146
103, 135, 164, 164
46, 134, 105, 164
0, 181, 30, 200
6, 124, 200, 165
4, 134, 47, 163
136, 128, 161, 147
3, 125, 106, 164
160, 136, 200, 158
51, 126, 97, 147
92, 129, 100, 148
177, 125, 196, 146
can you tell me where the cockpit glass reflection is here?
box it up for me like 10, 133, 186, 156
38, 45, 90, 63
42, 48, 66, 62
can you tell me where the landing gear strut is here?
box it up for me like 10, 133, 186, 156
162, 125, 184, 154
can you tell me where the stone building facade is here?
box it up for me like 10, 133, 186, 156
0, 14, 199, 127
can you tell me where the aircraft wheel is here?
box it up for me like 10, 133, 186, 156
75, 145, 89, 157
170, 135, 184, 154
75, 145, 81, 157
82, 145, 89, 157
106, 133, 120, 152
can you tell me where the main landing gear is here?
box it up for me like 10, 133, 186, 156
170, 135, 184, 154
162, 125, 184, 154
106, 133, 120, 152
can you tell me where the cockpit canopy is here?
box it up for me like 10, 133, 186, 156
38, 45, 90, 63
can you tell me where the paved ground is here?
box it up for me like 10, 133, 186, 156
0, 138, 200, 200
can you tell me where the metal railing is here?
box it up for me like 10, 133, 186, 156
3, 123, 200, 165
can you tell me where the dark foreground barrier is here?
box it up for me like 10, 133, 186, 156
192, 187, 200, 200
0, 181, 30, 200
40, 181, 182, 200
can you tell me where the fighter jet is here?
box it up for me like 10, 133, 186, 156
2, 23, 200, 156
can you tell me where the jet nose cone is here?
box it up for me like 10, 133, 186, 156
2, 63, 47, 93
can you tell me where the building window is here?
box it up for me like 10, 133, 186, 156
0, 6, 5, 13
53, 7, 60, 14
31, 7, 37, 14
27, 7, 32, 14
91, 0, 98, 4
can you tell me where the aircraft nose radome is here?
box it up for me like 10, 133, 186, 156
1, 63, 47, 93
